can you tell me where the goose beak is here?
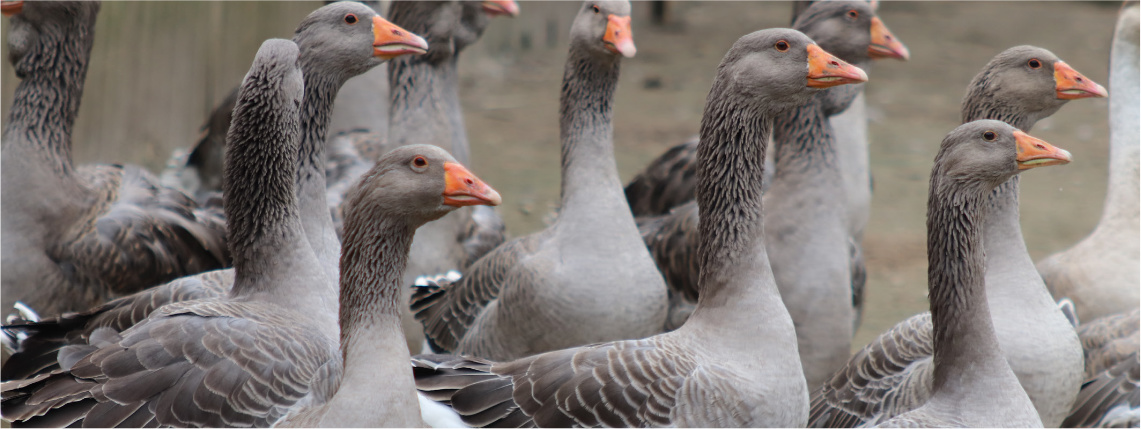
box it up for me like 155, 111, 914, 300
1015, 130, 1072, 170
1054, 61, 1107, 99
603, 15, 636, 58
868, 17, 909, 60
1, 1, 22, 16
372, 15, 429, 60
443, 162, 502, 207
807, 44, 868, 88
482, 0, 519, 17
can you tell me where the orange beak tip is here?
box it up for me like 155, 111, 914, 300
443, 162, 503, 207
603, 15, 636, 59
372, 16, 430, 59
482, 0, 520, 17
1053, 61, 1108, 99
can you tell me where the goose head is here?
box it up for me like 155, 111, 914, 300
963, 45, 1106, 125
294, 1, 428, 80
935, 119, 1072, 191
347, 145, 501, 227
794, 0, 909, 63
572, 0, 636, 59
4, 1, 99, 75
714, 28, 867, 113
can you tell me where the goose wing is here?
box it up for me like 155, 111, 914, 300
1, 300, 338, 428
809, 313, 935, 428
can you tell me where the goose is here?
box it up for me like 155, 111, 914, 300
277, 145, 501, 428
322, 0, 516, 355
1037, 3, 1139, 323
873, 121, 1071, 428
808, 45, 1107, 428
411, 28, 868, 428
0, 0, 230, 319
636, 3, 904, 387
1, 0, 427, 387
1062, 308, 1140, 428
409, 0, 671, 362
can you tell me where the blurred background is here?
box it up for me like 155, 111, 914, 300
0, 1, 1124, 349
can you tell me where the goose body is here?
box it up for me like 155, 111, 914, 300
1, 4, 430, 426
634, 2, 905, 387
1, 1, 230, 318
278, 145, 501, 427
411, 1, 668, 362
1037, 3, 1140, 322
1062, 308, 1140, 428
875, 121, 1071, 428
810, 45, 1105, 428
412, 28, 868, 428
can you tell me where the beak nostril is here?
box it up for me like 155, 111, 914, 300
465, 178, 475, 185
830, 61, 839, 66
392, 29, 402, 36
1036, 144, 1046, 150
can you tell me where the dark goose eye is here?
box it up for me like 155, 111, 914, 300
344, 13, 358, 24
775, 40, 790, 52
1027, 58, 1041, 69
983, 131, 997, 141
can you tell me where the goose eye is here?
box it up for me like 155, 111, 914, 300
846, 10, 859, 19
344, 13, 357, 24
983, 131, 997, 141
412, 156, 428, 169
1027, 58, 1041, 69
774, 40, 790, 52
591, 4, 600, 13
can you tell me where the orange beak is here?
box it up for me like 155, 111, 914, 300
603, 14, 636, 58
1054, 61, 1107, 100
482, 0, 519, 17
443, 162, 502, 207
868, 17, 909, 60
1, 1, 23, 16
807, 44, 868, 88
1015, 130, 1072, 170
372, 15, 429, 60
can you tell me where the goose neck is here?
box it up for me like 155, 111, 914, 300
338, 215, 414, 345
926, 182, 1006, 393
295, 69, 344, 281
557, 50, 624, 213
1102, 26, 1140, 230
388, 55, 469, 163
772, 97, 839, 179
691, 92, 778, 311
3, 15, 96, 177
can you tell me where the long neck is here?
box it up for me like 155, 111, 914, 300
2, 15, 96, 181
772, 95, 839, 181
325, 214, 421, 425
1101, 17, 1140, 230
388, 54, 468, 163
961, 96, 1037, 276
688, 90, 784, 330
296, 69, 344, 282
557, 49, 624, 219
926, 180, 1008, 393
224, 107, 306, 298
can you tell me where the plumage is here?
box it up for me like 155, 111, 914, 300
2, 7, 430, 426
809, 45, 1102, 428
414, 27, 868, 428
1062, 309, 1141, 428
1, 1, 230, 318
412, 0, 668, 362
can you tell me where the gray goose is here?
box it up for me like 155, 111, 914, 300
411, 28, 868, 428
0, 1, 229, 318
323, 0, 517, 355
278, 145, 501, 427
1037, 3, 1139, 323
1, 37, 322, 427
1062, 308, 1140, 428
409, 0, 668, 362
808, 45, 1107, 428
621, 1, 905, 220
873, 121, 1072, 428
637, 3, 894, 386
0, 0, 427, 386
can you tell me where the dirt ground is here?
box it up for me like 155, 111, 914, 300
0, 1, 1124, 352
